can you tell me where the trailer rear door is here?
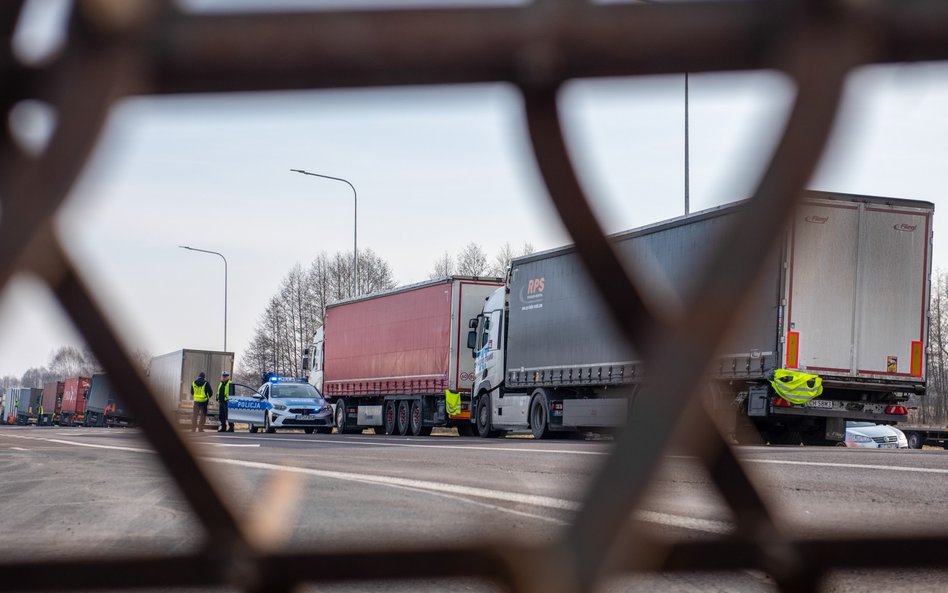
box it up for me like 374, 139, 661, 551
786, 199, 931, 382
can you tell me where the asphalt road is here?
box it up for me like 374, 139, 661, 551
2, 425, 948, 592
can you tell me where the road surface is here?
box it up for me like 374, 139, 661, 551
1, 425, 947, 592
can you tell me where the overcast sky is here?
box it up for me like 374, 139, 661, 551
2, 5, 948, 377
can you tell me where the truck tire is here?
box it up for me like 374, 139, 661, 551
335, 399, 348, 432
410, 400, 425, 437
476, 394, 500, 438
907, 432, 923, 449
397, 400, 411, 435
384, 401, 397, 435
530, 395, 551, 440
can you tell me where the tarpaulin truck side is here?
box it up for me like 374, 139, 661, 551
306, 276, 503, 436
84, 373, 131, 427
13, 388, 44, 425
468, 191, 932, 444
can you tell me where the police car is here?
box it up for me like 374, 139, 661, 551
228, 376, 333, 434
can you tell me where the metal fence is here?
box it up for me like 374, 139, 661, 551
2, 1, 948, 592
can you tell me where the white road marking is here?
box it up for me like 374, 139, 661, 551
745, 458, 948, 475
11, 447, 27, 451
217, 433, 609, 456
0, 432, 729, 534
209, 443, 260, 448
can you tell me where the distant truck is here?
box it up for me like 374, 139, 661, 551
149, 349, 234, 423
467, 191, 933, 444
60, 377, 92, 426
39, 381, 64, 426
2, 388, 15, 423
84, 373, 131, 427
304, 277, 504, 435
12, 387, 44, 425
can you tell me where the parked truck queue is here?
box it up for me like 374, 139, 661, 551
2, 191, 938, 446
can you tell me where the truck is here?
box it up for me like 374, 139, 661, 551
39, 381, 64, 426
60, 377, 92, 426
2, 388, 15, 423
304, 276, 505, 435
466, 191, 933, 444
148, 349, 234, 424
12, 387, 44, 425
84, 373, 131, 427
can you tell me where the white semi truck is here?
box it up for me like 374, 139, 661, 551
467, 191, 933, 444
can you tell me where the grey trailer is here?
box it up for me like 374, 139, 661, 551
2, 388, 15, 423
13, 387, 44, 425
469, 191, 933, 444
84, 373, 131, 427
148, 349, 234, 423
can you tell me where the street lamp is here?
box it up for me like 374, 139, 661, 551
290, 168, 358, 295
179, 245, 228, 351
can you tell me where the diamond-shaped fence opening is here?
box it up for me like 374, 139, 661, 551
3, 2, 948, 593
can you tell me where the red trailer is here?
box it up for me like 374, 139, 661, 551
39, 381, 64, 425
61, 376, 92, 426
308, 276, 503, 436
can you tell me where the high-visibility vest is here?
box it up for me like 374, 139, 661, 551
219, 380, 232, 402
193, 381, 210, 403
770, 369, 823, 405
445, 390, 461, 416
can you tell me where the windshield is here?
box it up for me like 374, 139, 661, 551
847, 421, 878, 428
269, 383, 323, 400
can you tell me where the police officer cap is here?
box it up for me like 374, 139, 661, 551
222, 370, 230, 376
198, 372, 206, 379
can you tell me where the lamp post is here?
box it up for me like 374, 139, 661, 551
290, 168, 358, 295
179, 245, 228, 351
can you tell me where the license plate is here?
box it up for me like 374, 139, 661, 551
880, 443, 897, 449
297, 414, 315, 421
806, 400, 834, 409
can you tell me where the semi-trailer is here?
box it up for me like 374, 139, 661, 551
84, 373, 131, 427
467, 191, 933, 444
60, 377, 92, 426
304, 276, 504, 435
2, 388, 16, 423
149, 349, 234, 424
13, 387, 44, 425
39, 381, 65, 426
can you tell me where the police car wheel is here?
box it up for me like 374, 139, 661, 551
265, 413, 276, 434
248, 425, 258, 433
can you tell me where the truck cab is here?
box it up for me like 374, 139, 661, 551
470, 286, 507, 403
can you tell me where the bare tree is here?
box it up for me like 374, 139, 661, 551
429, 251, 454, 279
456, 242, 488, 277
239, 249, 396, 380
490, 242, 514, 278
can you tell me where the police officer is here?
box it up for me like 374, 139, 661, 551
190, 371, 212, 432
217, 370, 235, 432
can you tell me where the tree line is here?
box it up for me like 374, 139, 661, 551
0, 346, 148, 391
917, 271, 948, 425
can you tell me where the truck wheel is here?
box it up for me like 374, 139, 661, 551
476, 395, 499, 438
410, 401, 425, 436
384, 401, 397, 435
335, 399, 348, 432
397, 400, 411, 435
908, 432, 923, 449
530, 395, 551, 440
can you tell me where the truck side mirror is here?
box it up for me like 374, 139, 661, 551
468, 318, 478, 329
467, 330, 477, 352
302, 354, 310, 372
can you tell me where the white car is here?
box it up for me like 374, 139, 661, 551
842, 421, 909, 449
228, 378, 333, 434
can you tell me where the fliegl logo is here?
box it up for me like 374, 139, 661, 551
519, 277, 545, 312
894, 223, 918, 233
